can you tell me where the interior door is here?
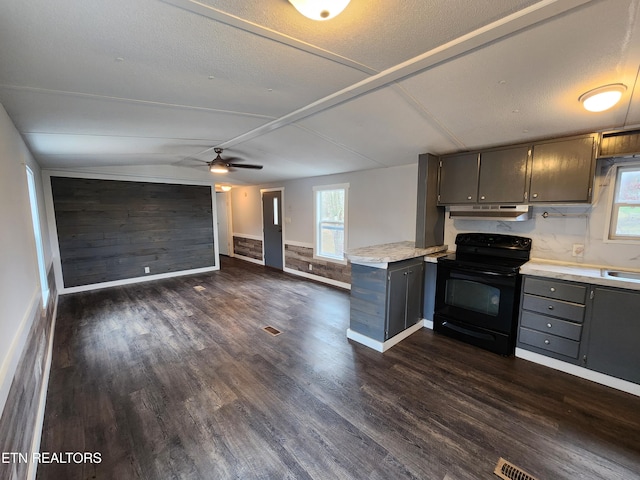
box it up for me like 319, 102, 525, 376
215, 192, 230, 256
262, 190, 283, 269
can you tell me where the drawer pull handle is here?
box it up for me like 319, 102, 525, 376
547, 323, 552, 328
544, 339, 550, 345
548, 305, 554, 310
550, 287, 556, 292
467, 195, 472, 200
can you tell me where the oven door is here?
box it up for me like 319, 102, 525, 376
433, 262, 521, 354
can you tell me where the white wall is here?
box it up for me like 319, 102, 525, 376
230, 186, 265, 238
446, 159, 640, 270
231, 163, 419, 249
0, 104, 51, 416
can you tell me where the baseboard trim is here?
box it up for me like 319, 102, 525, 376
60, 265, 219, 294
233, 254, 265, 266
515, 348, 640, 397
347, 320, 425, 352
283, 267, 350, 290
27, 294, 58, 480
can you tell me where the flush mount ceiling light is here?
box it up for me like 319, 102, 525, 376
219, 185, 232, 192
288, 0, 350, 20
579, 83, 627, 112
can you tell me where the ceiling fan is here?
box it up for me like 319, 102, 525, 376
207, 148, 263, 173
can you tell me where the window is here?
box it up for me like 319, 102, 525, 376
607, 164, 640, 242
314, 184, 348, 262
26, 166, 49, 307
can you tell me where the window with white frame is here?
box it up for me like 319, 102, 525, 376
607, 163, 640, 242
313, 184, 348, 262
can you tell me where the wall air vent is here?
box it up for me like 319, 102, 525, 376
448, 205, 531, 221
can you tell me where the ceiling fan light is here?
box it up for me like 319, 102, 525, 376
579, 83, 626, 112
210, 164, 228, 174
288, 0, 350, 21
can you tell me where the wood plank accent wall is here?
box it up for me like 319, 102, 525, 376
0, 266, 57, 480
51, 177, 215, 287
233, 236, 263, 260
285, 244, 351, 284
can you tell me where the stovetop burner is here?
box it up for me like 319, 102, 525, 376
444, 232, 531, 265
438, 253, 527, 273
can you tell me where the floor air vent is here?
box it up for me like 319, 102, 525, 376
494, 458, 538, 480
263, 326, 282, 336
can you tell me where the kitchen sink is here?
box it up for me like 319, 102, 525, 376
601, 269, 640, 282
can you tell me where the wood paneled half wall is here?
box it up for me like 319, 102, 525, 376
51, 177, 215, 288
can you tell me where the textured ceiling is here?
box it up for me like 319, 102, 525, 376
1, 0, 639, 185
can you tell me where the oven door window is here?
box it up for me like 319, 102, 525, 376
445, 279, 500, 316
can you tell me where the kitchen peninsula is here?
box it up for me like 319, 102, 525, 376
346, 241, 447, 352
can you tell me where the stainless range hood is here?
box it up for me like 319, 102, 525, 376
447, 204, 532, 221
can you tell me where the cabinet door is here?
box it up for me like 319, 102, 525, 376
438, 152, 479, 204
529, 136, 595, 203
585, 287, 640, 384
405, 263, 424, 328
478, 146, 529, 204
386, 268, 408, 339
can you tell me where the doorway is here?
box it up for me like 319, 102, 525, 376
215, 191, 231, 256
262, 189, 283, 269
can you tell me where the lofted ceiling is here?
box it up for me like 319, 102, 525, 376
1, 0, 639, 185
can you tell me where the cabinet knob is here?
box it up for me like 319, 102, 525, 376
547, 323, 552, 328
544, 339, 550, 345
550, 287, 556, 292
467, 195, 472, 200
548, 305, 554, 310
532, 193, 538, 198
480, 195, 486, 200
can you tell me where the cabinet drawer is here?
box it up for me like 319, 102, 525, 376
518, 327, 580, 358
523, 277, 586, 304
522, 294, 585, 323
520, 311, 582, 341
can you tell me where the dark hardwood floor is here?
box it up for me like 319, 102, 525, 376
38, 256, 640, 480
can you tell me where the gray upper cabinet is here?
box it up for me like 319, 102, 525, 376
436, 133, 597, 206
478, 146, 530, 204
529, 135, 596, 203
437, 152, 479, 204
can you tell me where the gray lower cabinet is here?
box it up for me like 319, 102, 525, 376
517, 276, 588, 363
350, 257, 424, 341
422, 261, 438, 322
518, 275, 640, 385
584, 286, 640, 384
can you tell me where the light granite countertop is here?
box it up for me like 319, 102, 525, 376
521, 259, 640, 291
346, 241, 447, 267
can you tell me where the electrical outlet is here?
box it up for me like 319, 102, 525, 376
572, 244, 584, 257
144, 266, 150, 273
308, 264, 313, 271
